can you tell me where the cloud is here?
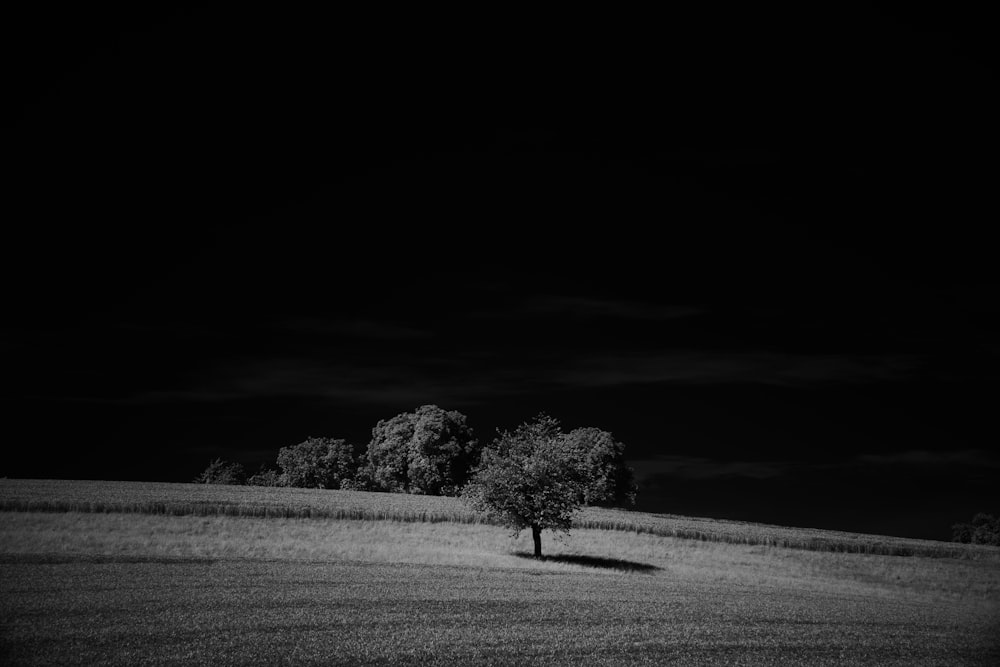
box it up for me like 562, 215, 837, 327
556, 351, 920, 387
81, 355, 539, 407
61, 347, 922, 408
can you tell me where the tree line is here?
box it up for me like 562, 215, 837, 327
194, 405, 637, 556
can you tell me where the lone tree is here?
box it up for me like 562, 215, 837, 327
365, 405, 479, 495
463, 414, 631, 558
277, 436, 358, 489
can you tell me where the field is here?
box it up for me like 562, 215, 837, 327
2, 479, 994, 559
1, 481, 999, 665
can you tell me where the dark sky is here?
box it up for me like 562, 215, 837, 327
4, 8, 998, 540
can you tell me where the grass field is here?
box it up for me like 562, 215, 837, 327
2, 479, 995, 559
2, 480, 999, 664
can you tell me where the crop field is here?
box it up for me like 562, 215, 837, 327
1, 480, 999, 664
1, 479, 994, 559
2, 510, 999, 665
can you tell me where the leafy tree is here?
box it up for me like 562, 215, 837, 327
462, 414, 591, 558
564, 426, 637, 507
246, 466, 283, 487
366, 405, 479, 495
277, 436, 357, 489
193, 458, 246, 485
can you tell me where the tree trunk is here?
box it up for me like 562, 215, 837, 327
531, 524, 542, 558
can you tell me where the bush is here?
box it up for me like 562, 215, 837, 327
952, 522, 974, 543
952, 513, 1000, 546
246, 467, 283, 487
277, 436, 358, 489
338, 465, 375, 491
193, 458, 246, 485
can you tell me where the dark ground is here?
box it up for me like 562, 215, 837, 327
2, 558, 998, 665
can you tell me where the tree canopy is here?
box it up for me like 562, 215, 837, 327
564, 426, 637, 507
365, 405, 479, 495
277, 436, 357, 489
463, 414, 633, 557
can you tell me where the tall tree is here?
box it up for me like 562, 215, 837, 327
366, 405, 479, 495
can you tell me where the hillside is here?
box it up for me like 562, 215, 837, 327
2, 479, 999, 664
1, 479, 995, 560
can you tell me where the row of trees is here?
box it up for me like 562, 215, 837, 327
195, 405, 481, 492
195, 406, 637, 551
197, 406, 634, 504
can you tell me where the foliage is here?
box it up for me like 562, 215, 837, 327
563, 426, 637, 507
193, 458, 246, 485
365, 405, 479, 495
246, 467, 283, 487
952, 513, 1000, 546
277, 437, 357, 489
462, 414, 590, 555
338, 465, 375, 491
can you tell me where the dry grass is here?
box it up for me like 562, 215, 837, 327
1, 511, 999, 665
2, 512, 998, 603
2, 478, 997, 560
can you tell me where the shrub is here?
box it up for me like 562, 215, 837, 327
952, 513, 1000, 546
193, 458, 246, 485
277, 436, 358, 489
246, 467, 283, 487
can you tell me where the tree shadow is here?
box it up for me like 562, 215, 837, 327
513, 552, 660, 573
